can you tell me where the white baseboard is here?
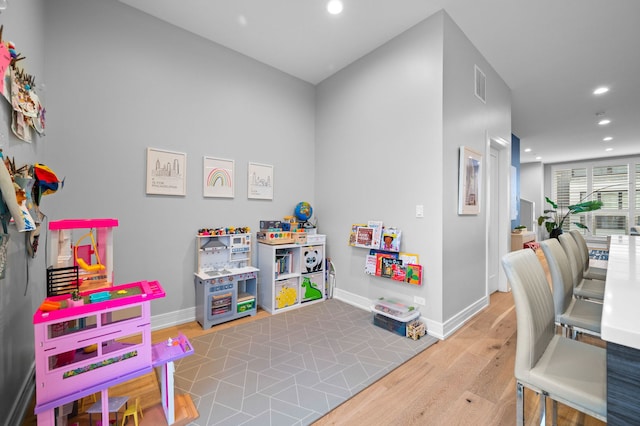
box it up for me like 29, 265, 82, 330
150, 306, 196, 331
441, 296, 489, 339
332, 288, 489, 341
332, 288, 372, 311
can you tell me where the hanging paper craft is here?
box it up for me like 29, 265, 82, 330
0, 27, 46, 142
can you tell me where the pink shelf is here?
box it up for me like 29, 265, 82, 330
152, 333, 194, 367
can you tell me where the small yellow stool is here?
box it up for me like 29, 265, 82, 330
121, 397, 143, 426
80, 392, 97, 412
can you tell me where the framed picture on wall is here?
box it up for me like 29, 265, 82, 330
458, 146, 482, 215
203, 156, 234, 198
145, 147, 187, 196
247, 162, 273, 200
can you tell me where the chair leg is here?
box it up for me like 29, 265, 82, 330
539, 392, 547, 426
552, 399, 558, 426
516, 382, 525, 426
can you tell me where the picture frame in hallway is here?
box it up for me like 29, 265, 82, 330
248, 162, 273, 200
145, 147, 187, 196
458, 146, 482, 215
203, 156, 234, 198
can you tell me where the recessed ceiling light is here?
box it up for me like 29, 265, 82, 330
603, 136, 613, 141
605, 148, 613, 152
593, 86, 609, 95
598, 119, 611, 125
535, 156, 542, 160
327, 0, 343, 14
524, 148, 532, 153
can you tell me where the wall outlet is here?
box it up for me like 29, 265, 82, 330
413, 296, 426, 306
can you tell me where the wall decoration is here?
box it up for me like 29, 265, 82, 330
458, 146, 482, 215
1, 27, 46, 143
203, 157, 234, 198
145, 147, 186, 196
248, 162, 273, 200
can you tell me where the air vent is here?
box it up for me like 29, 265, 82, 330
475, 65, 486, 103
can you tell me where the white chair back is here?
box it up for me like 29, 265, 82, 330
501, 249, 556, 380
540, 239, 574, 319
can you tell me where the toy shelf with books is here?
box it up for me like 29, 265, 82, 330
350, 221, 423, 285
194, 228, 259, 329
257, 240, 326, 314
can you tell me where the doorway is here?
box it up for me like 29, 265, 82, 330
487, 137, 510, 294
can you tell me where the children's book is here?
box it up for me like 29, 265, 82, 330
355, 226, 374, 248
380, 257, 402, 278
399, 252, 419, 266
348, 223, 366, 246
405, 264, 422, 285
367, 220, 383, 249
391, 264, 407, 282
373, 250, 398, 276
380, 227, 401, 252
364, 254, 377, 275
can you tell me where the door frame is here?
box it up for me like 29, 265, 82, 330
486, 135, 511, 293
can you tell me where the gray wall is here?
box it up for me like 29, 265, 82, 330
441, 13, 511, 320
41, 0, 316, 319
0, 0, 47, 422
316, 12, 445, 322
316, 11, 511, 332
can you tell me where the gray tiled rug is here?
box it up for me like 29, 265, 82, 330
173, 299, 438, 426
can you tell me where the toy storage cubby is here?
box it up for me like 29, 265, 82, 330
194, 232, 259, 329
257, 241, 326, 314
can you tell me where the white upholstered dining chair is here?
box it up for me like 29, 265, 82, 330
540, 238, 602, 337
558, 233, 605, 301
501, 249, 607, 425
570, 229, 607, 281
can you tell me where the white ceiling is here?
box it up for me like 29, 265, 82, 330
119, 0, 640, 165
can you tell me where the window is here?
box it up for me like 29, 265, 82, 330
551, 158, 639, 236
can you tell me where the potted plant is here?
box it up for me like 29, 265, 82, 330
537, 196, 603, 238
69, 289, 84, 307
513, 225, 527, 234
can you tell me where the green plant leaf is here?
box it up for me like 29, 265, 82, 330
573, 222, 590, 230
569, 200, 604, 213
545, 197, 558, 209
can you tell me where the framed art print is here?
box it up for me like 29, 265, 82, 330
146, 147, 186, 196
458, 146, 482, 215
203, 156, 234, 198
248, 162, 273, 200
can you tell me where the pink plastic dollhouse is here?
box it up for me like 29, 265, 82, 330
35, 218, 194, 425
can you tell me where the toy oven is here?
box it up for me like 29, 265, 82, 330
204, 276, 237, 327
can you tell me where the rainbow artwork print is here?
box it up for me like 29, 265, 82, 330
203, 157, 234, 198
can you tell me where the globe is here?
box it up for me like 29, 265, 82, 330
294, 201, 313, 222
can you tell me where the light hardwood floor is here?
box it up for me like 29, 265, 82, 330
23, 249, 606, 426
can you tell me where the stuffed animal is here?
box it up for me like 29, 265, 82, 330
304, 249, 323, 272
